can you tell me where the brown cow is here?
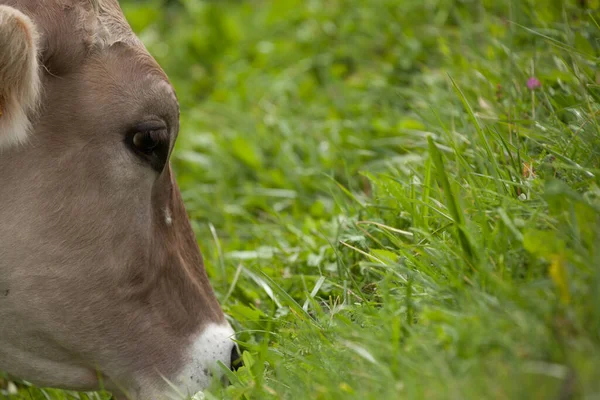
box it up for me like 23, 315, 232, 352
0, 1, 241, 398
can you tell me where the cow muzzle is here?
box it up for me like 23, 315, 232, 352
171, 323, 240, 395
230, 344, 243, 372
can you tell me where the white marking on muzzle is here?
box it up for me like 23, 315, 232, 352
170, 323, 236, 398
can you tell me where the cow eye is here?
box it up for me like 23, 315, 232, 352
126, 122, 170, 172
132, 130, 160, 154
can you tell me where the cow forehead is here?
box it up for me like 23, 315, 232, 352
97, 49, 179, 116
88, 0, 142, 49
155, 77, 178, 106
82, 0, 180, 120
89, 1, 178, 103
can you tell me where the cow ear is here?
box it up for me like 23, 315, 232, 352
0, 5, 41, 151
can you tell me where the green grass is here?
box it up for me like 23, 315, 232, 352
3, 0, 600, 398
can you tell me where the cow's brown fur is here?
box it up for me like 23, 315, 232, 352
0, 1, 228, 398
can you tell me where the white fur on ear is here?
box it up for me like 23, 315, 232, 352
0, 5, 41, 150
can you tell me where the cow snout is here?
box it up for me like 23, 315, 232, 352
230, 344, 243, 371
158, 322, 239, 397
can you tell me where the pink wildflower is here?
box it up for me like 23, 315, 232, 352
527, 77, 541, 90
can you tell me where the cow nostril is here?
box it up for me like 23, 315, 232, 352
230, 345, 243, 371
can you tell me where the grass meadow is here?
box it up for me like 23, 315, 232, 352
2, 0, 600, 399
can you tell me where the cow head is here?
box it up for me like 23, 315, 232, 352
0, 1, 240, 398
